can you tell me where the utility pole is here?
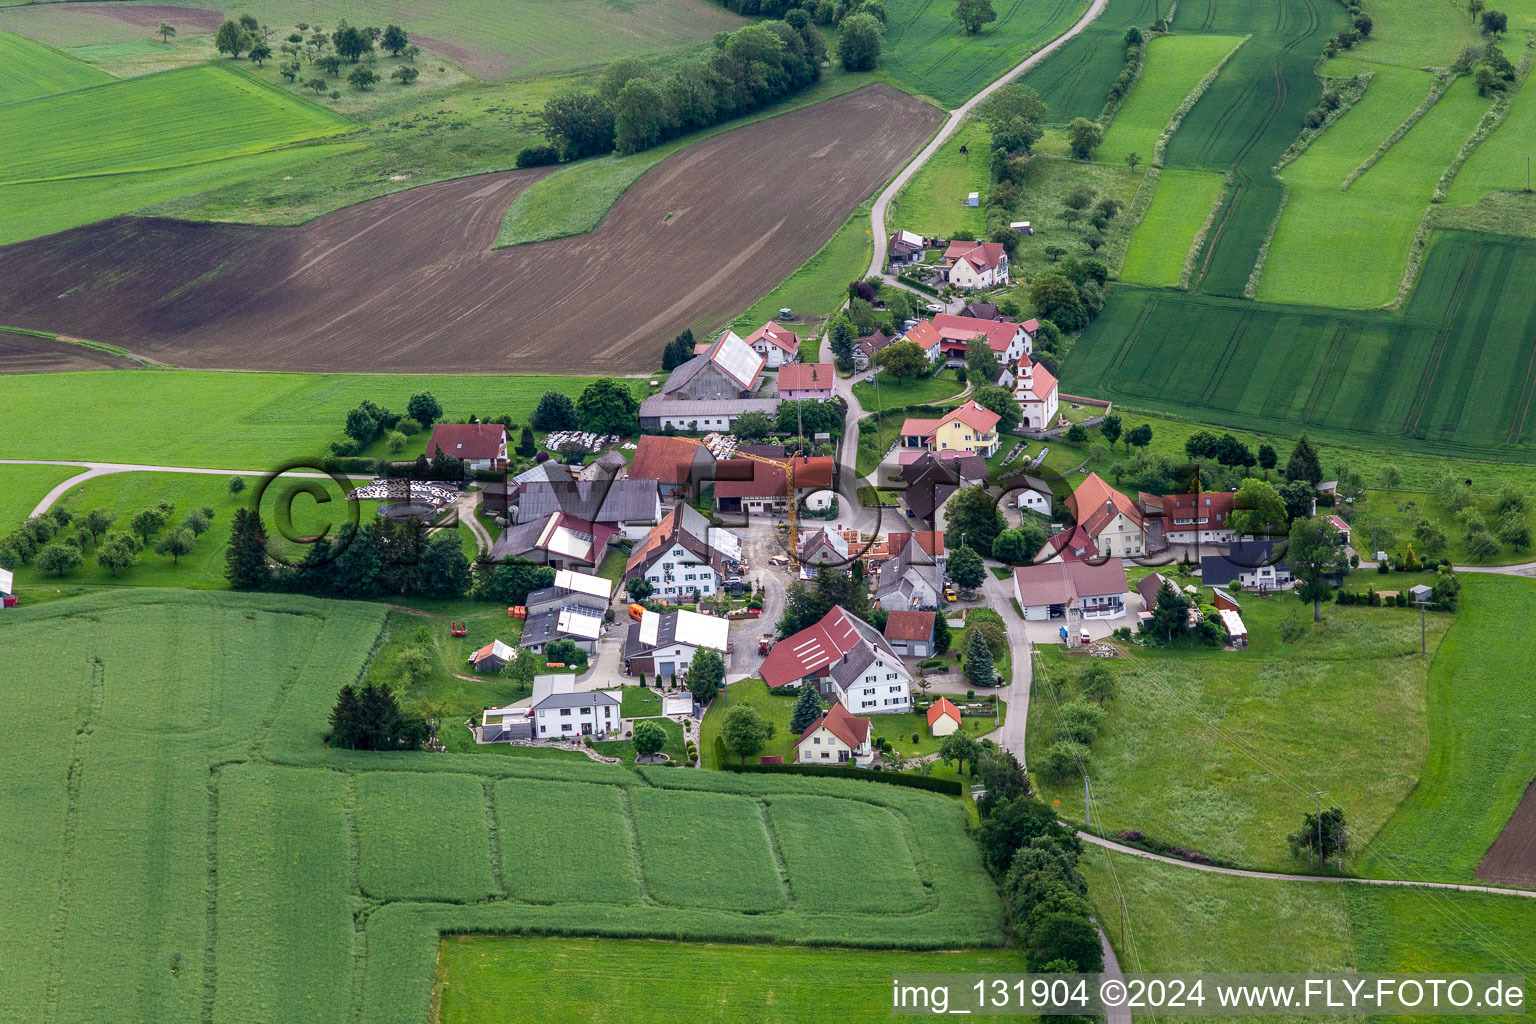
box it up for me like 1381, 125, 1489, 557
1084, 775, 1094, 830
1419, 599, 1427, 655
1307, 790, 1328, 871
1119, 893, 1127, 948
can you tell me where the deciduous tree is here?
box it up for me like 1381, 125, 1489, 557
722, 704, 774, 763
1288, 516, 1347, 621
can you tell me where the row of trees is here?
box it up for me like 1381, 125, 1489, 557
530, 19, 825, 161
2, 501, 216, 579
529, 379, 640, 437
225, 511, 471, 597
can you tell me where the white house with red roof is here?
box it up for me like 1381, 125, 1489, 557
1067, 472, 1146, 559
898, 400, 1002, 457
903, 313, 1033, 366
776, 362, 834, 401
1141, 491, 1236, 545
1012, 559, 1130, 621
940, 240, 1010, 290
742, 321, 801, 368
1011, 357, 1059, 430
426, 422, 508, 472
794, 702, 875, 766
760, 607, 912, 714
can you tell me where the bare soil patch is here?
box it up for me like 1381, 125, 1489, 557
1477, 775, 1536, 888
0, 332, 141, 373
0, 86, 942, 374
57, 3, 225, 33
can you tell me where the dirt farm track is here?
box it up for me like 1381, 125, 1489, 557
0, 85, 942, 374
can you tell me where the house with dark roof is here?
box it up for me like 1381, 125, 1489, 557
624, 608, 730, 679
776, 362, 835, 401
940, 240, 1010, 289
520, 569, 613, 654
794, 702, 874, 766
629, 435, 716, 500
488, 511, 617, 570
529, 674, 621, 739
898, 450, 986, 523
760, 607, 912, 714
578, 450, 629, 481
888, 229, 927, 265
508, 477, 662, 539
1039, 523, 1098, 563
1067, 472, 1146, 559
625, 504, 741, 601
1009, 474, 1053, 516
852, 329, 895, 371
426, 422, 507, 472
1201, 540, 1301, 592
637, 396, 781, 431
799, 526, 851, 566
1012, 558, 1129, 621
875, 531, 946, 611
742, 321, 801, 368
883, 609, 936, 657
959, 300, 1003, 321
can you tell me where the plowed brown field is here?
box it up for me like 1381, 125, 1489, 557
0, 85, 942, 374
1477, 776, 1536, 888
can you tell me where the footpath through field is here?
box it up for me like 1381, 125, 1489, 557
866, 0, 1112, 278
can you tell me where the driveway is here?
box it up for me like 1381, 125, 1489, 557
728, 521, 791, 680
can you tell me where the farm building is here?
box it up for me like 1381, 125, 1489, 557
898, 400, 1002, 457
883, 609, 936, 657
713, 455, 835, 515
1012, 358, 1058, 430
661, 330, 765, 400
761, 606, 913, 714
742, 321, 801, 368
629, 434, 718, 501
876, 531, 946, 610
959, 301, 1003, 321
775, 362, 835, 401
1141, 491, 1236, 547
426, 422, 508, 472
520, 570, 611, 654
926, 696, 962, 737
1010, 475, 1053, 516
468, 638, 516, 673
624, 608, 730, 679
939, 240, 1009, 289
794, 701, 875, 766
1066, 473, 1146, 559
625, 503, 742, 601
637, 396, 781, 431
1012, 559, 1129, 621
903, 313, 1033, 366
888, 229, 926, 265
1201, 540, 1298, 592
530, 674, 620, 739
488, 511, 617, 570
799, 526, 851, 566
507, 477, 662, 539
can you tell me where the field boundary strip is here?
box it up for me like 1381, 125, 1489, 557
1340, 70, 1455, 192
1152, 34, 1250, 168
1177, 173, 1232, 290
1190, 182, 1242, 292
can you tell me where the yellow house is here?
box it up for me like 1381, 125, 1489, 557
898, 400, 1001, 457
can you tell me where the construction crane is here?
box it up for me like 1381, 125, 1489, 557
674, 436, 804, 569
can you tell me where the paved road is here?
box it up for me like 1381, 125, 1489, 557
981, 564, 1032, 763
2, 459, 348, 518
865, 0, 1111, 278
1077, 831, 1536, 900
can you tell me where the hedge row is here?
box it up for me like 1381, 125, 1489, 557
720, 762, 963, 795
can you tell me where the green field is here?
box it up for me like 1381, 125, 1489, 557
1450, 67, 1536, 204
0, 28, 107, 103
1000, 154, 1149, 279
1017, 0, 1163, 122
731, 201, 875, 338
881, 0, 1090, 108
0, 590, 1006, 1023
0, 462, 76, 530
0, 370, 619, 467
1260, 75, 1492, 307
1359, 575, 1536, 881
888, 119, 989, 239
435, 936, 1030, 1023
1118, 168, 1226, 286
851, 369, 967, 410
1030, 587, 1450, 871
1065, 233, 1536, 462
1098, 33, 1246, 167
2, 64, 352, 186
1349, 0, 1482, 69
700, 678, 797, 767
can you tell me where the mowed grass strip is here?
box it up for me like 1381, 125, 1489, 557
493, 779, 642, 905
435, 935, 1031, 1023
1118, 168, 1226, 286
214, 764, 354, 1024
356, 772, 498, 903
889, 119, 989, 240
0, 64, 352, 185
0, 28, 108, 103
765, 796, 927, 914
628, 788, 787, 912
1098, 34, 1246, 166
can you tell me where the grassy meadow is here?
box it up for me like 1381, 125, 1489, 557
1017, 0, 1164, 122
700, 678, 797, 767
851, 368, 967, 410
1117, 168, 1226, 286
888, 119, 989, 239
1098, 33, 1246, 167
0, 589, 1008, 1024
0, 28, 108, 102
1030, 585, 1450, 871
0, 462, 77, 530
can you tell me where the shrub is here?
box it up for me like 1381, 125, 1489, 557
719, 762, 963, 794
516, 145, 561, 168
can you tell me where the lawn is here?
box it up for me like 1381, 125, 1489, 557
700, 678, 797, 767
851, 370, 967, 410
0, 369, 619, 468
1029, 588, 1451, 871
0, 28, 108, 103
1065, 232, 1536, 464
888, 119, 989, 239
1118, 168, 1226, 287
1358, 575, 1536, 882
881, 699, 1004, 757
0, 589, 1010, 1024
1098, 34, 1247, 167
0, 462, 76, 530
1259, 73, 1492, 308
1354, 488, 1536, 567
434, 936, 1030, 1023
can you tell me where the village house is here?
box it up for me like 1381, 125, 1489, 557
926, 696, 962, 737
883, 609, 936, 657
507, 477, 662, 539
959, 300, 1003, 321
625, 503, 741, 601
1011, 474, 1053, 516
488, 511, 617, 571
478, 702, 531, 742
761, 607, 913, 713
897, 450, 985, 523
898, 400, 1002, 457
794, 702, 875, 766
887, 229, 927, 265
940, 240, 1010, 290
799, 526, 851, 566
1040, 523, 1097, 562
426, 422, 508, 472
713, 455, 835, 515
467, 638, 516, 673
902, 313, 1033, 366
629, 434, 717, 501
578, 450, 628, 482
1012, 558, 1129, 621
1141, 491, 1236, 546
1012, 358, 1059, 431
776, 362, 835, 401
852, 329, 895, 372
624, 608, 730, 680
1202, 540, 1298, 592
875, 530, 945, 610
1066, 472, 1146, 559
1134, 573, 1202, 633
742, 321, 801, 368
530, 674, 621, 739
519, 569, 613, 654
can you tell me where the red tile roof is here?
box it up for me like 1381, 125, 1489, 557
743, 321, 800, 354
884, 609, 936, 642
629, 435, 712, 485
427, 422, 506, 461
1013, 558, 1128, 606
713, 455, 834, 499
898, 400, 1000, 443
926, 697, 961, 727
904, 315, 1021, 356
943, 240, 1008, 272
1162, 492, 1235, 528
777, 362, 834, 393
1068, 472, 1144, 539
797, 701, 870, 751
762, 607, 867, 688
888, 531, 945, 558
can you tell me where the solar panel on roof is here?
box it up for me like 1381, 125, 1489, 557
712, 331, 765, 389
